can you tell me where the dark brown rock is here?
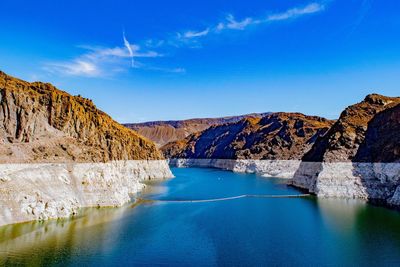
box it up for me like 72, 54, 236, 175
162, 113, 334, 160
303, 94, 400, 162
354, 103, 400, 163
0, 71, 163, 163
124, 113, 270, 147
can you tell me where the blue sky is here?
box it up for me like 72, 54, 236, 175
1, 0, 399, 122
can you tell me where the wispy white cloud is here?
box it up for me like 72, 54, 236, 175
145, 66, 186, 73
184, 28, 210, 38
219, 14, 254, 31
266, 3, 325, 21
44, 2, 326, 77
44, 59, 101, 77
175, 2, 326, 43
217, 2, 324, 31
81, 44, 161, 59
44, 40, 164, 77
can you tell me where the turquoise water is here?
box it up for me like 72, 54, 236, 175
1, 167, 400, 266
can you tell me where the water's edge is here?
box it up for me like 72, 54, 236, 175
2, 158, 399, 227
169, 158, 400, 207
0, 160, 173, 227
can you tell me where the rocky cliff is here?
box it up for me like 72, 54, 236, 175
162, 113, 334, 160
163, 94, 400, 208
0, 160, 172, 227
0, 71, 172, 226
303, 94, 400, 163
354, 103, 400, 163
124, 113, 270, 147
293, 94, 400, 206
0, 71, 162, 163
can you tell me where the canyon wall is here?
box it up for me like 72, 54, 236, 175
0, 71, 173, 226
0, 160, 172, 226
165, 95, 400, 207
162, 113, 333, 160
292, 94, 400, 206
125, 113, 270, 147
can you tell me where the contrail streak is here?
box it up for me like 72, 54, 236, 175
123, 31, 134, 67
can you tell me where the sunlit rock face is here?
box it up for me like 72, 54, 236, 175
302, 94, 400, 163
168, 94, 400, 207
162, 113, 333, 160
0, 71, 173, 226
293, 94, 400, 206
0, 160, 172, 227
0, 71, 163, 163
124, 113, 271, 147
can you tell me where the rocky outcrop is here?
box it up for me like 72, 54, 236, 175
0, 160, 172, 226
293, 94, 400, 206
124, 113, 270, 147
302, 94, 400, 162
0, 71, 162, 163
0, 71, 173, 226
162, 94, 400, 208
162, 113, 333, 160
354, 104, 400, 163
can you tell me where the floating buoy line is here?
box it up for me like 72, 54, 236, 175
137, 194, 311, 203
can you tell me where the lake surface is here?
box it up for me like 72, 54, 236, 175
1, 167, 400, 266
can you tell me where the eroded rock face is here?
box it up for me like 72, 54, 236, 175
293, 94, 400, 206
303, 94, 400, 163
354, 104, 400, 163
0, 71, 173, 226
0, 160, 173, 226
162, 113, 334, 160
0, 71, 162, 163
124, 113, 271, 147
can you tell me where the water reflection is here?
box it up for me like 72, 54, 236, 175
0, 204, 137, 266
317, 198, 367, 233
1, 168, 400, 266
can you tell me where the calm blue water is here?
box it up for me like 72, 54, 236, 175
1, 167, 400, 266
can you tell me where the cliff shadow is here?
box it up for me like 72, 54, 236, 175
291, 127, 329, 193
352, 104, 400, 204
291, 161, 324, 194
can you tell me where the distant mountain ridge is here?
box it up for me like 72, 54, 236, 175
124, 113, 271, 147
162, 112, 334, 160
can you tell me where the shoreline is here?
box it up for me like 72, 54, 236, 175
0, 160, 173, 227
168, 158, 400, 208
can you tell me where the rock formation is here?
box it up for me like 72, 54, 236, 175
124, 113, 270, 147
162, 113, 334, 160
0, 71, 162, 163
162, 94, 400, 208
354, 103, 400, 163
293, 94, 400, 206
0, 71, 172, 226
302, 94, 400, 163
